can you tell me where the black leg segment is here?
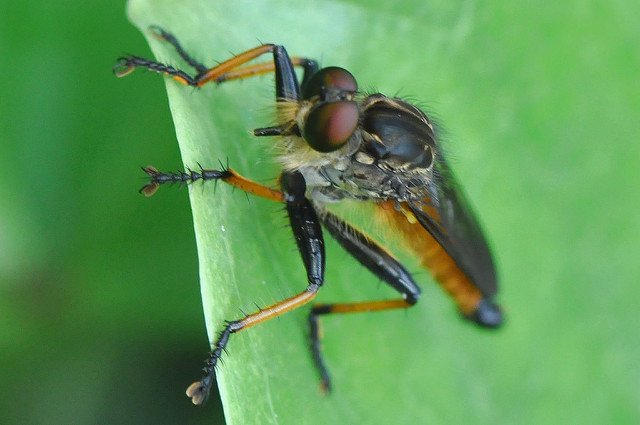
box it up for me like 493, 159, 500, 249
271, 45, 301, 101
320, 210, 421, 303
299, 58, 320, 88
114, 26, 304, 102
307, 209, 422, 390
253, 124, 301, 138
280, 171, 325, 286
148, 25, 208, 73
185, 171, 327, 406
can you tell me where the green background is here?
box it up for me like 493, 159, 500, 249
1, 0, 638, 424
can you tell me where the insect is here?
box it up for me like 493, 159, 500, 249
115, 26, 503, 406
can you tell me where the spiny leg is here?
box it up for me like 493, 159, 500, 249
214, 57, 318, 86
140, 165, 284, 202
114, 26, 315, 100
309, 209, 421, 391
148, 25, 208, 74
114, 44, 279, 87
185, 171, 326, 405
188, 284, 321, 405
117, 26, 317, 167
119, 28, 328, 403
309, 299, 414, 392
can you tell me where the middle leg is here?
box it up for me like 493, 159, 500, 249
309, 209, 422, 391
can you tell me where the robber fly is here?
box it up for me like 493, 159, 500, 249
115, 26, 503, 406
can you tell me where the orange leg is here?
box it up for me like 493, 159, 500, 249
214, 57, 317, 83
183, 171, 325, 405
187, 283, 320, 405
120, 29, 331, 406
140, 165, 284, 202
114, 44, 276, 86
194, 44, 278, 86
309, 298, 416, 392
114, 26, 318, 93
308, 209, 422, 391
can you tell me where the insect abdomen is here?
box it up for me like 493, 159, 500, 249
376, 201, 483, 316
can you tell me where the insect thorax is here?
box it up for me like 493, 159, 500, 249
297, 149, 435, 205
276, 94, 438, 205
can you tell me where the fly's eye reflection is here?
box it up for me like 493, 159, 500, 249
303, 101, 359, 152
115, 27, 503, 406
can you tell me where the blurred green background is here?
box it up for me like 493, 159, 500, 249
0, 1, 225, 424
1, 1, 639, 424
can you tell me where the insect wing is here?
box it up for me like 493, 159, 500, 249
409, 157, 497, 297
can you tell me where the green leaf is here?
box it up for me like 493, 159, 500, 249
126, 0, 640, 424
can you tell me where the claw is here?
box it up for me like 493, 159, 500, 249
113, 58, 135, 78
139, 182, 159, 197
139, 166, 160, 197
185, 376, 212, 406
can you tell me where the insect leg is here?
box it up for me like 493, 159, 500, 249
115, 27, 306, 100
139, 165, 284, 202
114, 44, 280, 87
146, 25, 319, 88
309, 210, 421, 391
252, 125, 301, 137
214, 57, 318, 85
186, 171, 326, 405
247, 56, 320, 138
147, 25, 208, 74
188, 285, 321, 405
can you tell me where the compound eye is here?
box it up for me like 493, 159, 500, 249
303, 101, 359, 152
302, 67, 358, 100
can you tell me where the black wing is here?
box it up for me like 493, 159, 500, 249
408, 156, 497, 297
